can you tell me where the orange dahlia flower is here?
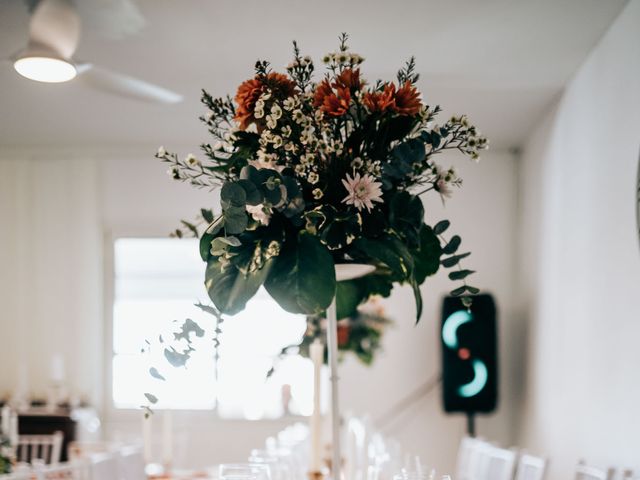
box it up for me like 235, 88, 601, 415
234, 73, 296, 130
363, 83, 396, 113
393, 81, 422, 116
335, 68, 365, 92
322, 87, 351, 117
313, 79, 333, 108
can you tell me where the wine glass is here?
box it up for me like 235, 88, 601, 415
219, 463, 271, 480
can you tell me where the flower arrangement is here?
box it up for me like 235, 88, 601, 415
278, 298, 391, 369
158, 34, 487, 323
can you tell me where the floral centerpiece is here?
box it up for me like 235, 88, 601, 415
158, 34, 486, 324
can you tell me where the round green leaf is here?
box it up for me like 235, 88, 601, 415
205, 257, 272, 315
221, 182, 247, 208
264, 232, 336, 315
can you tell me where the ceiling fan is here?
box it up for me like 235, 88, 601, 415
9, 0, 183, 104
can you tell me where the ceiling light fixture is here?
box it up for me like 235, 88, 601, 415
14, 55, 76, 83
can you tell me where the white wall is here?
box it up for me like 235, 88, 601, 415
0, 145, 518, 471
516, 1, 640, 477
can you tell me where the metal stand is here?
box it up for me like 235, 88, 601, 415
466, 412, 476, 437
326, 297, 341, 480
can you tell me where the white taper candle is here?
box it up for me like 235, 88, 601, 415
309, 339, 324, 472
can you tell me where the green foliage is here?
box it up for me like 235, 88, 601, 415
411, 225, 442, 284
205, 256, 273, 315
265, 232, 336, 314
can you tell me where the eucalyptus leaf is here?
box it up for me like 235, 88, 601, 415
412, 225, 442, 284
411, 279, 423, 323
441, 252, 471, 268
221, 182, 247, 208
174, 318, 205, 342
218, 236, 241, 247
144, 393, 158, 404
433, 220, 450, 235
450, 286, 467, 296
448, 269, 475, 281
205, 256, 272, 315
442, 235, 461, 255
149, 367, 166, 381
164, 348, 190, 368
223, 206, 248, 234
201, 208, 215, 223
237, 179, 263, 206
264, 232, 336, 315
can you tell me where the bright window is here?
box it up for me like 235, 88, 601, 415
111, 237, 324, 418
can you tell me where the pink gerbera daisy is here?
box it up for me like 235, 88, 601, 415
341, 172, 384, 212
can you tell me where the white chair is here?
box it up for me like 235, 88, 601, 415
455, 436, 481, 480
117, 445, 146, 480
483, 446, 517, 480
514, 453, 547, 480
16, 431, 63, 465
88, 452, 119, 480
575, 462, 610, 480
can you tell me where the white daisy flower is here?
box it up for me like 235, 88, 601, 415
308, 172, 319, 184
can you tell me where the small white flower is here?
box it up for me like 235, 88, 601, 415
266, 115, 277, 130
295, 164, 306, 175
157, 146, 166, 157
308, 172, 319, 184
284, 142, 296, 152
167, 166, 180, 179
312, 188, 323, 200
351, 157, 364, 169
272, 135, 283, 149
292, 110, 305, 123
254, 107, 265, 119
283, 97, 296, 111
185, 154, 200, 167
270, 104, 283, 119
281, 125, 292, 137
303, 55, 312, 65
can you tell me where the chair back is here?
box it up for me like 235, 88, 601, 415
117, 445, 146, 480
514, 453, 547, 480
16, 431, 63, 465
484, 446, 517, 480
88, 452, 119, 480
455, 436, 480, 480
575, 462, 609, 480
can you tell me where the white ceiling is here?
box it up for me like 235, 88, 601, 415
0, 0, 628, 151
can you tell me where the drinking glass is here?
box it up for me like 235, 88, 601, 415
219, 463, 271, 480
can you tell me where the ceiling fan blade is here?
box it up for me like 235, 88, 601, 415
76, 64, 183, 104
28, 0, 80, 59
